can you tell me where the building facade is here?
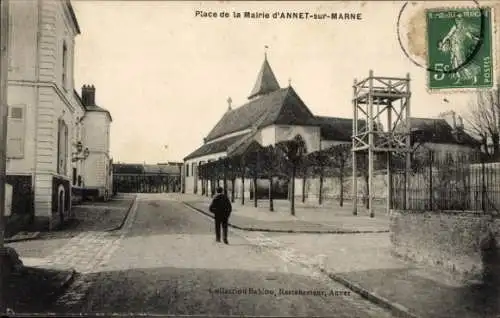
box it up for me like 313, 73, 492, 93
6, 0, 112, 232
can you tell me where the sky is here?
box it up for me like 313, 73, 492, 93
71, 1, 500, 164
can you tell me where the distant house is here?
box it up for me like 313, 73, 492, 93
78, 85, 113, 201
113, 163, 182, 193
182, 54, 359, 197
410, 111, 480, 156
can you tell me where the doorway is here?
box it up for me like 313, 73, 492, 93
58, 187, 65, 225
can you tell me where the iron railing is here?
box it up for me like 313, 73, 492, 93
390, 150, 500, 213
196, 143, 499, 213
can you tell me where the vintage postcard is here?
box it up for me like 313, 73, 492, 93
1, 0, 500, 317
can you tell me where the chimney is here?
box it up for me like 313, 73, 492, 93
81, 84, 96, 106
227, 97, 232, 111
439, 110, 456, 129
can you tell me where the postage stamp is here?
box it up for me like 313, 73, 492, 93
426, 6, 495, 91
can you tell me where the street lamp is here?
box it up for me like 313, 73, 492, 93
72, 141, 90, 162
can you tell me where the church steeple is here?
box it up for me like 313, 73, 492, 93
248, 48, 280, 100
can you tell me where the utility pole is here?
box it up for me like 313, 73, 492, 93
0, 0, 10, 312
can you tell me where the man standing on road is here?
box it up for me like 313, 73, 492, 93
209, 187, 232, 244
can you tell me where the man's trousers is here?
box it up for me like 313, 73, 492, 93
215, 216, 228, 242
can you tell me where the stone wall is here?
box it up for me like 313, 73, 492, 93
390, 210, 500, 282
199, 174, 391, 204
304, 174, 387, 203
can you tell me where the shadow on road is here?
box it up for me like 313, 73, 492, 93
48, 266, 364, 317
5, 266, 74, 313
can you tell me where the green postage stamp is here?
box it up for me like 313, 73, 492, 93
426, 7, 495, 90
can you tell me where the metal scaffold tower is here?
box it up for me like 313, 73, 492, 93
352, 70, 411, 217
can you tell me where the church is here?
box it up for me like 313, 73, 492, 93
182, 54, 355, 196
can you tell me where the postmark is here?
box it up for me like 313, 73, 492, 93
426, 6, 495, 90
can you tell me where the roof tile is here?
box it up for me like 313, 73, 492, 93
184, 134, 250, 161
205, 87, 316, 141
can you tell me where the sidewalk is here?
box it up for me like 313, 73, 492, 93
6, 193, 136, 244
248, 230, 499, 318
3, 194, 136, 313
181, 193, 389, 233
67, 193, 137, 232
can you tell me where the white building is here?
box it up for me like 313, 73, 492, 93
6, 0, 112, 232
79, 85, 113, 201
182, 55, 354, 196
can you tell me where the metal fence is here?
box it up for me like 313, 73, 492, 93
197, 139, 500, 213
390, 150, 500, 213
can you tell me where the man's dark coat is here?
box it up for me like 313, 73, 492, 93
209, 193, 232, 219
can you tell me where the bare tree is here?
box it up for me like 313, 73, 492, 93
276, 135, 307, 216
327, 144, 351, 207
463, 87, 500, 159
262, 145, 281, 212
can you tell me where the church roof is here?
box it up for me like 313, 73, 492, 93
248, 57, 281, 100
227, 137, 265, 158
184, 134, 250, 161
205, 86, 316, 142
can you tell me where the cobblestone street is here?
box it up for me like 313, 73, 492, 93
41, 193, 393, 317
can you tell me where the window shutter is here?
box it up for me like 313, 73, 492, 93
64, 122, 68, 175
7, 105, 25, 159
57, 119, 69, 175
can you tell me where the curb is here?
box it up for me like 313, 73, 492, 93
44, 268, 78, 306
5, 232, 41, 244
183, 202, 389, 234
48, 268, 77, 298
321, 269, 418, 318
106, 195, 137, 232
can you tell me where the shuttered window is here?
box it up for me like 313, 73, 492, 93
57, 119, 68, 175
7, 105, 25, 159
